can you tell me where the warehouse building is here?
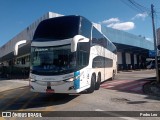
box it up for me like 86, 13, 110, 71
0, 12, 154, 78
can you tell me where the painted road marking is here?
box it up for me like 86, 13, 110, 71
105, 85, 114, 88
119, 81, 146, 90
101, 80, 149, 93
101, 80, 131, 87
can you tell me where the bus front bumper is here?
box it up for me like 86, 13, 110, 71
29, 80, 85, 94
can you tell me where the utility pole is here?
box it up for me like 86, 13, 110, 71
151, 4, 159, 83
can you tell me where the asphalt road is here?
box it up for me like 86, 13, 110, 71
0, 70, 159, 120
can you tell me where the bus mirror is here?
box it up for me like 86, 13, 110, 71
71, 35, 89, 52
79, 37, 89, 42
14, 40, 27, 56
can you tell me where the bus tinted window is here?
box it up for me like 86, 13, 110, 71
92, 56, 113, 68
92, 27, 117, 54
80, 17, 92, 39
33, 16, 80, 40
92, 27, 108, 49
77, 42, 90, 69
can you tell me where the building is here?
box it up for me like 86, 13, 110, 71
157, 28, 160, 47
101, 25, 154, 70
0, 12, 154, 77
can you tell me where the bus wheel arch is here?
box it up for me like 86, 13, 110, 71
95, 72, 101, 90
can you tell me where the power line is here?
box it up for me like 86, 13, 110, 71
128, 0, 146, 12
128, 0, 150, 12
120, 0, 143, 13
121, 0, 160, 24
120, 0, 150, 13
120, 0, 160, 28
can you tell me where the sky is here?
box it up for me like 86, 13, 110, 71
0, 0, 160, 47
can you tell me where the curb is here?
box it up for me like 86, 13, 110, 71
143, 81, 160, 97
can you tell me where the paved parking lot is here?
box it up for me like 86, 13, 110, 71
0, 69, 159, 120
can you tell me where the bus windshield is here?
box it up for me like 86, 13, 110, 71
33, 16, 80, 40
31, 45, 76, 75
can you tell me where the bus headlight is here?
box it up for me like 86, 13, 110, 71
30, 78, 36, 82
30, 74, 36, 82
66, 77, 74, 82
65, 75, 80, 82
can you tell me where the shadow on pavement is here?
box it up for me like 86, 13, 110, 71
143, 79, 160, 100
0, 76, 29, 81
0, 86, 79, 111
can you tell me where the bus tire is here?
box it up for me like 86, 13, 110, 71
111, 70, 115, 80
86, 74, 96, 93
95, 73, 101, 90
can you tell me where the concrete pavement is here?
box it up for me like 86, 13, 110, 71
0, 78, 29, 92
0, 69, 156, 93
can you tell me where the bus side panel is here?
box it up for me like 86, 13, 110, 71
89, 46, 106, 82
78, 69, 90, 89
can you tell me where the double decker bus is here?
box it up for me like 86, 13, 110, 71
30, 15, 117, 94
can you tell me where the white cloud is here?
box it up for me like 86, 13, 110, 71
107, 23, 115, 27
146, 37, 153, 42
132, 12, 148, 20
108, 22, 135, 30
100, 18, 135, 31
101, 18, 120, 24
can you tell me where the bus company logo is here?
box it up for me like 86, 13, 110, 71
42, 77, 55, 80
2, 112, 11, 117
35, 48, 48, 52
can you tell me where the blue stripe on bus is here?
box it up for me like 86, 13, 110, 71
74, 71, 80, 76
74, 71, 80, 89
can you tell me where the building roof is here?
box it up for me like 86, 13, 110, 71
101, 26, 154, 51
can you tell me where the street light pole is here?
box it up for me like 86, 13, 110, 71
151, 4, 159, 83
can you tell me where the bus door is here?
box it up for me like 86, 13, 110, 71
77, 41, 90, 88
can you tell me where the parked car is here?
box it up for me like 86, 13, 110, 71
146, 60, 155, 69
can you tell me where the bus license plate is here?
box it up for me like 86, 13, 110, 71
46, 89, 55, 93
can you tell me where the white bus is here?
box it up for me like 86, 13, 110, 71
30, 15, 117, 94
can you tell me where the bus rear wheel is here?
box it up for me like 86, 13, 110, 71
86, 74, 96, 93
111, 71, 115, 80
95, 73, 101, 90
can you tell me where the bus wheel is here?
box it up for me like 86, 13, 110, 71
86, 74, 96, 93
95, 73, 101, 90
111, 71, 115, 80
